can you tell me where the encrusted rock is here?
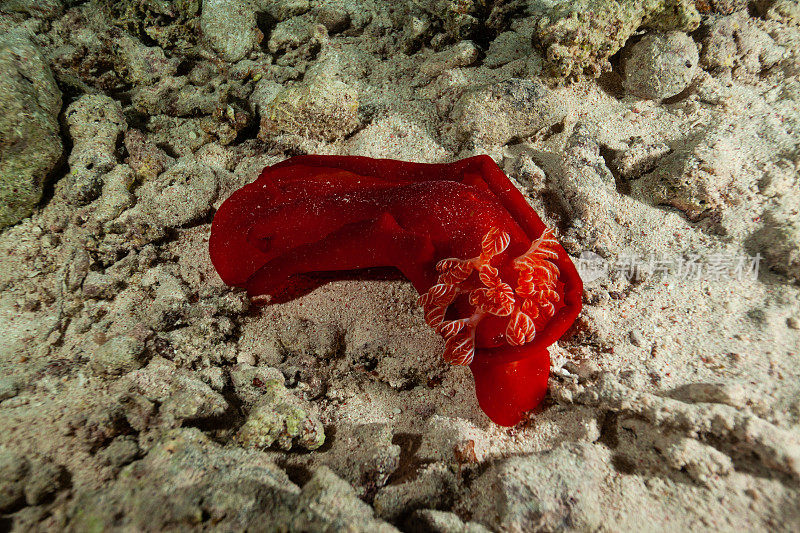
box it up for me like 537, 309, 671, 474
700, 11, 786, 79
0, 445, 28, 512
91, 335, 146, 377
235, 380, 325, 451
622, 31, 699, 100
137, 160, 219, 228
466, 442, 611, 531
406, 509, 491, 533
63, 94, 127, 204
532, 0, 701, 79
292, 466, 398, 532
258, 70, 359, 141
230, 363, 286, 408
201, 0, 261, 62
0, 28, 63, 228
454, 78, 568, 146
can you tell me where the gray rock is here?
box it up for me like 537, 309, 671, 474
201, 0, 260, 62
466, 442, 611, 532
0, 375, 20, 401
258, 71, 359, 141
229, 363, 286, 408
257, 0, 310, 21
0, 29, 63, 228
406, 509, 492, 533
292, 466, 399, 533
23, 460, 67, 506
235, 380, 325, 451
0, 0, 64, 19
63, 94, 127, 205
454, 79, 568, 145
0, 445, 28, 512
137, 161, 219, 228
622, 31, 699, 100
91, 335, 146, 377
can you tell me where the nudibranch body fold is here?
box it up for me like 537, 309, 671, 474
209, 155, 583, 426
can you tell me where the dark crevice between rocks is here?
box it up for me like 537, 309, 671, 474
598, 144, 631, 196
387, 433, 427, 486
597, 410, 620, 448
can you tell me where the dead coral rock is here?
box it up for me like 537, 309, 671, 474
234, 380, 325, 451
291, 466, 399, 532
0, 28, 63, 228
755, 0, 800, 25
629, 128, 743, 221
467, 442, 611, 532
67, 428, 299, 530
122, 357, 229, 427
63, 94, 127, 205
532, 0, 701, 79
373, 464, 458, 521
454, 78, 568, 146
90, 334, 146, 377
548, 123, 621, 253
406, 509, 492, 533
137, 160, 219, 228
622, 31, 699, 100
700, 11, 785, 80
230, 363, 286, 408
201, 0, 261, 62
258, 71, 359, 141
0, 445, 28, 512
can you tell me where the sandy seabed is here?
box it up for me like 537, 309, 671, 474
0, 0, 799, 531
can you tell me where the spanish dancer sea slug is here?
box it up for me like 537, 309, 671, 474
209, 155, 583, 426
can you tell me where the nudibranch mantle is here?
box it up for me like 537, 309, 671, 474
209, 154, 583, 426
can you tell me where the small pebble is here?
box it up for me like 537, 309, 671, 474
629, 330, 645, 347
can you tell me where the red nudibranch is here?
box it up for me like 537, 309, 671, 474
209, 155, 583, 426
